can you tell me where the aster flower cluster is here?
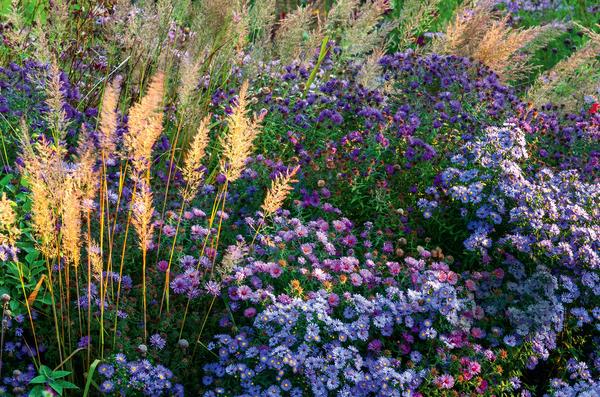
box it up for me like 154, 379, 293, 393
209, 50, 598, 233
97, 353, 184, 396
421, 122, 598, 283
197, 209, 526, 396
417, 122, 599, 376
0, 364, 37, 396
544, 356, 600, 397
498, 0, 562, 13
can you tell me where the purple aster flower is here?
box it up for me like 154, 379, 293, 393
150, 334, 166, 350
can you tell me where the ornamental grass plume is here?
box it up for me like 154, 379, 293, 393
61, 176, 82, 268
88, 243, 103, 282
324, 0, 359, 35
357, 48, 385, 90
274, 6, 316, 63
392, 0, 441, 50
435, 0, 554, 81
248, 0, 276, 43
160, 116, 211, 315
261, 165, 300, 217
45, 60, 69, 144
217, 241, 248, 279
131, 179, 155, 341
123, 72, 165, 178
527, 24, 600, 110
19, 133, 63, 258
219, 81, 265, 183
177, 55, 202, 115
180, 115, 211, 203
68, 131, 96, 252
3, 0, 27, 54
337, 0, 393, 58
131, 180, 155, 251
75, 125, 100, 205
98, 77, 122, 157
0, 193, 20, 249
472, 17, 542, 80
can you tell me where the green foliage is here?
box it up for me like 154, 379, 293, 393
29, 365, 78, 396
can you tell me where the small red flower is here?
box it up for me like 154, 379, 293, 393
589, 103, 599, 114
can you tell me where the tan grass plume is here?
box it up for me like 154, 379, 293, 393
19, 126, 64, 258
339, 0, 392, 57
45, 60, 69, 143
180, 115, 211, 202
131, 180, 155, 250
527, 24, 600, 110
435, 0, 559, 81
61, 176, 82, 268
124, 72, 165, 177
219, 81, 264, 183
0, 193, 20, 248
274, 6, 315, 63
99, 77, 122, 156
88, 242, 103, 281
261, 165, 300, 217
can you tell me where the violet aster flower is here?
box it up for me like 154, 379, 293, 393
150, 334, 166, 350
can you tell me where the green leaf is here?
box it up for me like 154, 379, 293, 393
55, 379, 78, 389
37, 294, 52, 305
52, 370, 71, 378
83, 359, 101, 397
29, 386, 45, 397
49, 381, 63, 395
29, 375, 48, 384
0, 173, 12, 186
39, 365, 51, 377
25, 250, 40, 263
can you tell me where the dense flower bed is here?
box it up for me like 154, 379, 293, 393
0, 1, 598, 395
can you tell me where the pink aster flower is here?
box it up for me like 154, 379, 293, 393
237, 285, 252, 300
269, 264, 283, 278
243, 307, 256, 318
435, 374, 455, 389
465, 279, 477, 291
300, 243, 313, 256
350, 273, 363, 286
446, 271, 458, 285
386, 261, 401, 276
469, 361, 481, 374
